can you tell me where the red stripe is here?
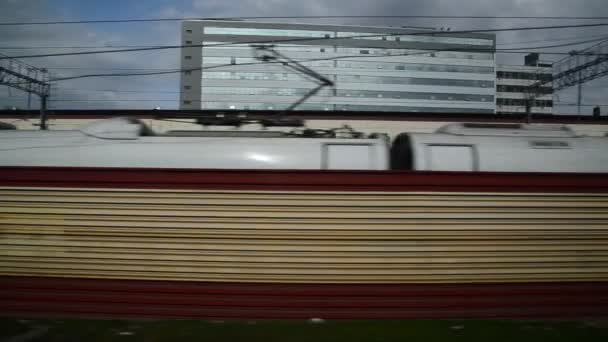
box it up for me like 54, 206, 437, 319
1, 167, 607, 192
3, 291, 608, 308
2, 276, 608, 319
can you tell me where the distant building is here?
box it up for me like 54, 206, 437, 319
496, 54, 553, 115
180, 20, 496, 113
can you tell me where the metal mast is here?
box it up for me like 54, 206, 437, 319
0, 53, 51, 129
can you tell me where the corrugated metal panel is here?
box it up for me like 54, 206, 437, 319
2, 187, 608, 283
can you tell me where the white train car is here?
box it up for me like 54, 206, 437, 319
1, 118, 607, 173
0, 118, 389, 170
391, 123, 608, 173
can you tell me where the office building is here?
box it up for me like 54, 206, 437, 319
180, 20, 496, 113
496, 54, 553, 115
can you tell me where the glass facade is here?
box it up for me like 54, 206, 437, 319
497, 85, 552, 94
336, 61, 493, 73
201, 86, 494, 102
495, 65, 554, 115
182, 22, 497, 113
336, 75, 493, 88
497, 70, 552, 81
201, 102, 494, 113
337, 31, 494, 46
202, 72, 494, 88
203, 42, 492, 60
497, 98, 553, 107
204, 27, 332, 38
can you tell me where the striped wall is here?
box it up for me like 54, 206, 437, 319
1, 167, 608, 318
1, 188, 608, 284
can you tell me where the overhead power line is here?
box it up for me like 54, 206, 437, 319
36, 37, 608, 81
2, 15, 608, 26
2, 22, 608, 60
498, 33, 608, 47
3, 43, 606, 85
42, 37, 608, 82
4, 32, 608, 50
54, 87, 181, 93
0, 34, 603, 74
0, 45, 172, 50
47, 99, 180, 102
3, 33, 608, 85
42, 67, 177, 71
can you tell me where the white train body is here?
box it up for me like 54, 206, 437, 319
0, 118, 389, 170
391, 123, 608, 173
1, 118, 607, 173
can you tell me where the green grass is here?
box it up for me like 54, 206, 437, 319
1, 318, 608, 342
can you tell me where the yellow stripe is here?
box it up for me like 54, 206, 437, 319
1, 187, 608, 283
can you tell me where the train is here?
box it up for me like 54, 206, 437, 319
1, 117, 608, 172
1, 117, 608, 320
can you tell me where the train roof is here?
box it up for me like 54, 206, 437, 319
435, 123, 578, 137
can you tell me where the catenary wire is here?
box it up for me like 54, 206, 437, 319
2, 22, 608, 60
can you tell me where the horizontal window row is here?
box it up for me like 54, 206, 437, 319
201, 27, 493, 46
202, 56, 334, 68
201, 56, 493, 74
201, 86, 494, 102
337, 31, 494, 46
201, 101, 495, 113
496, 110, 553, 115
497, 98, 553, 107
337, 75, 493, 88
202, 71, 494, 88
205, 42, 326, 48
337, 61, 493, 73
336, 90, 492, 101
202, 87, 332, 96
202, 71, 310, 81
204, 27, 332, 38
497, 71, 552, 81
203, 42, 494, 61
497, 85, 553, 94
202, 56, 253, 64
336, 48, 493, 60
204, 43, 332, 53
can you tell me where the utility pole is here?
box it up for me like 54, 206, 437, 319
577, 79, 583, 116
0, 53, 51, 129
40, 94, 48, 130
525, 96, 532, 123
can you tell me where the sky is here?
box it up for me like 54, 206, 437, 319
1, 0, 608, 114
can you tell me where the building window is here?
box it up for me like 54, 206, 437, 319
320, 48, 325, 52
183, 100, 192, 105
185, 40, 192, 45
360, 50, 370, 54
184, 71, 192, 75
230, 56, 236, 65
186, 29, 192, 33
184, 85, 191, 90
184, 55, 192, 60
204, 27, 331, 38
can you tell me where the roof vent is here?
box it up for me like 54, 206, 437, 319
436, 123, 578, 137
81, 117, 144, 140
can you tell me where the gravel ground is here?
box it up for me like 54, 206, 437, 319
2, 318, 608, 342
